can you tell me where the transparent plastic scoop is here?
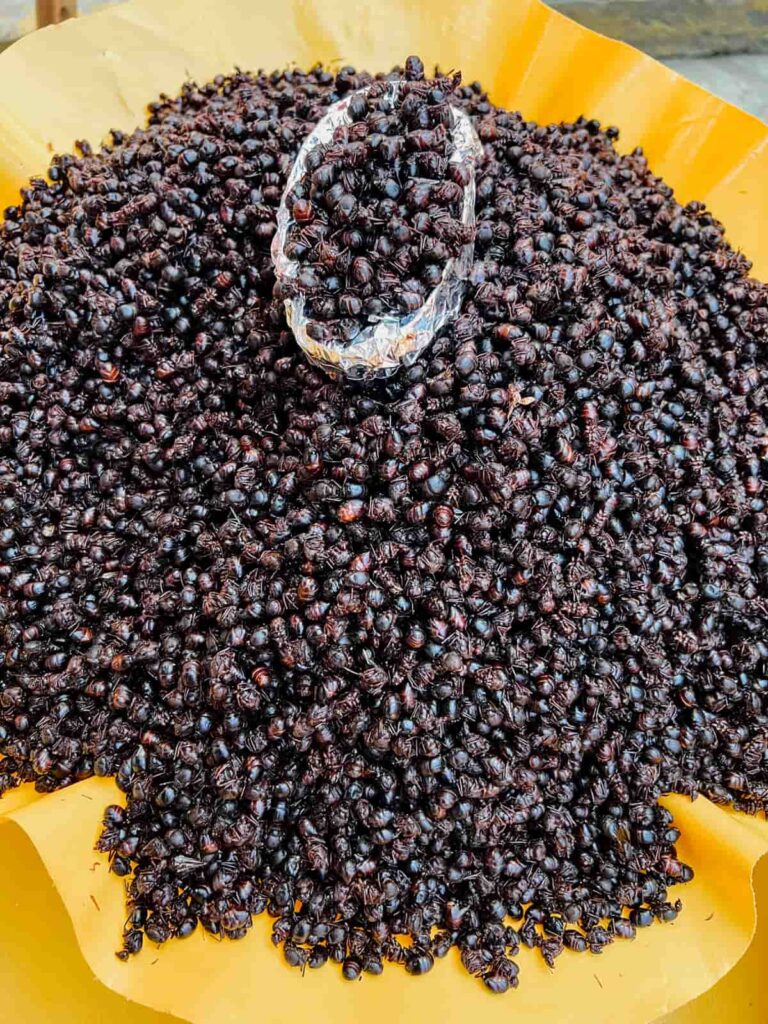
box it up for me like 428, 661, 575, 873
272, 83, 483, 378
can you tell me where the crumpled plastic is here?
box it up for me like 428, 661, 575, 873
272, 84, 483, 378
0, 0, 767, 1022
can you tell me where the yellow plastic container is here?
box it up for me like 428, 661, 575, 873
0, 2, 767, 1022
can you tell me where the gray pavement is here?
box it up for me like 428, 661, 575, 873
666, 54, 768, 124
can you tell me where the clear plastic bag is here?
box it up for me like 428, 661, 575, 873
272, 83, 483, 378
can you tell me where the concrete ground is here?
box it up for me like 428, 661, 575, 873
666, 54, 768, 123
